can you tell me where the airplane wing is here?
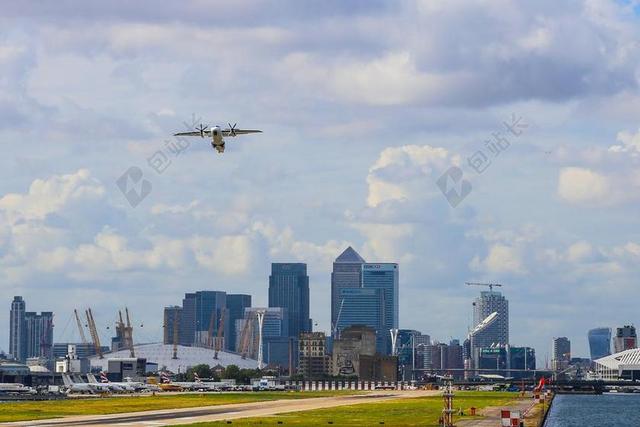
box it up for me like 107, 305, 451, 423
174, 131, 211, 137
222, 129, 262, 136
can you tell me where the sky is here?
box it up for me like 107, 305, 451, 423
1, 0, 640, 363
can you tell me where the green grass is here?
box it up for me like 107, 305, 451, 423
178, 392, 522, 427
0, 391, 360, 422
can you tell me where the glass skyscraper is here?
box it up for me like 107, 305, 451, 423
472, 291, 509, 348
334, 261, 399, 355
25, 311, 54, 359
331, 247, 366, 329
588, 327, 611, 360
226, 294, 252, 352
362, 263, 399, 330
179, 291, 226, 346
163, 306, 182, 345
269, 263, 311, 339
336, 287, 385, 350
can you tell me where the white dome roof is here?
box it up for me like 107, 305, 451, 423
89, 343, 259, 373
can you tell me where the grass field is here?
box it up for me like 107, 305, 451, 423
178, 392, 523, 426
0, 391, 359, 423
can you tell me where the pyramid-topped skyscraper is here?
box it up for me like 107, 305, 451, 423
331, 247, 366, 330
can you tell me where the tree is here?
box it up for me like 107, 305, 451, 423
186, 364, 214, 381
223, 364, 241, 381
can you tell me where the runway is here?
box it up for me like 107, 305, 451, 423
2, 390, 438, 427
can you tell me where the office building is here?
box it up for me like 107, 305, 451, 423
396, 329, 421, 380
447, 340, 464, 376
362, 263, 399, 354
478, 347, 508, 371
24, 312, 54, 360
331, 247, 366, 329
335, 288, 385, 352
508, 346, 535, 379
298, 332, 331, 379
235, 307, 290, 367
269, 263, 311, 338
9, 296, 26, 361
332, 326, 397, 381
53, 343, 104, 359
471, 291, 509, 360
588, 327, 611, 360
9, 297, 54, 362
163, 306, 182, 345
226, 294, 252, 352
332, 325, 376, 377
613, 325, 637, 353
552, 337, 571, 371
179, 291, 227, 347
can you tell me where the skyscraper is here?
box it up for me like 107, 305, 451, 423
24, 311, 54, 359
336, 287, 385, 352
333, 258, 399, 355
472, 291, 509, 349
331, 247, 366, 329
226, 294, 252, 352
269, 263, 311, 339
235, 307, 289, 366
163, 306, 182, 345
362, 263, 399, 337
613, 325, 637, 353
588, 327, 611, 360
179, 291, 227, 346
552, 337, 571, 371
9, 296, 26, 361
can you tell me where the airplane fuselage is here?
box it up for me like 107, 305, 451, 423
211, 126, 225, 153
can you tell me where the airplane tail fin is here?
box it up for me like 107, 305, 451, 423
62, 374, 72, 387
194, 372, 201, 383
100, 371, 110, 383
87, 373, 98, 384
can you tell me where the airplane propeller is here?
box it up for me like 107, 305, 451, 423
196, 124, 209, 138
228, 123, 237, 137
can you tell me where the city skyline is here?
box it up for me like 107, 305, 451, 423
2, 1, 640, 363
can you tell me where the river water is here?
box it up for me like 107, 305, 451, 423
545, 393, 640, 426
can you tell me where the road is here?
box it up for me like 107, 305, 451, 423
2, 390, 439, 427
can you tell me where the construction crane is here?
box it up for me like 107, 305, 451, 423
331, 299, 345, 339
85, 308, 103, 359
74, 309, 88, 344
116, 310, 125, 350
172, 311, 179, 360
466, 282, 503, 292
214, 309, 226, 360
239, 314, 254, 360
125, 307, 135, 358
207, 309, 216, 349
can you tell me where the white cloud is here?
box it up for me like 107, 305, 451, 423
0, 169, 104, 223
610, 128, 640, 157
557, 167, 610, 204
470, 243, 525, 274
366, 144, 457, 207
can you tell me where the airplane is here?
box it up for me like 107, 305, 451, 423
86, 373, 126, 392
174, 123, 262, 153
61, 373, 98, 394
97, 371, 155, 392
158, 372, 215, 391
